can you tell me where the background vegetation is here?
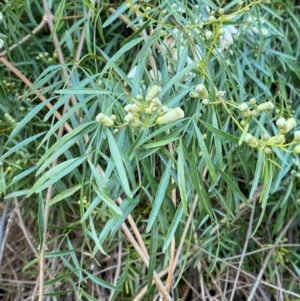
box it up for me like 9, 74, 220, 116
0, 0, 300, 300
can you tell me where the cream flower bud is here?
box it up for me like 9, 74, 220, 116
156, 107, 184, 124
189, 91, 199, 98
130, 119, 142, 128
124, 113, 135, 123
145, 107, 153, 114
239, 103, 249, 112
294, 145, 300, 153
263, 147, 272, 154
157, 105, 169, 116
96, 113, 114, 127
205, 31, 213, 40
124, 104, 132, 112
202, 99, 210, 105
249, 98, 256, 105
146, 85, 161, 101
267, 134, 285, 145
151, 97, 162, 107
250, 110, 259, 117
131, 103, 141, 112
244, 133, 259, 148
276, 117, 287, 133
256, 101, 274, 112
195, 84, 209, 99
286, 117, 297, 133
136, 94, 144, 100
294, 130, 300, 141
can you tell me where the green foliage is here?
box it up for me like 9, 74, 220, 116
1, 0, 300, 300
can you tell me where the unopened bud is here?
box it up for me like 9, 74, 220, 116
156, 107, 184, 124
146, 85, 161, 101
96, 113, 114, 127
256, 101, 274, 112
276, 117, 287, 133
205, 31, 213, 40
189, 91, 199, 98
195, 84, 209, 98
294, 130, 300, 141
286, 117, 297, 133
244, 133, 259, 148
267, 134, 285, 145
293, 145, 300, 154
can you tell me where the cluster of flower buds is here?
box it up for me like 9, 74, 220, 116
189, 83, 210, 105
96, 85, 184, 130
35, 52, 57, 63
239, 100, 274, 127
244, 115, 299, 154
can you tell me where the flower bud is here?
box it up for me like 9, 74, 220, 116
249, 98, 256, 105
209, 16, 216, 22
244, 133, 259, 148
276, 117, 287, 133
267, 134, 285, 145
286, 117, 297, 133
205, 31, 213, 40
131, 103, 141, 113
189, 91, 199, 98
156, 107, 184, 124
293, 145, 300, 154
294, 130, 300, 141
130, 119, 142, 128
256, 101, 274, 112
146, 85, 161, 101
96, 113, 114, 127
157, 105, 169, 116
195, 84, 209, 98
136, 94, 144, 100
263, 147, 272, 154
124, 104, 132, 112
202, 99, 210, 105
124, 113, 135, 123
151, 97, 162, 107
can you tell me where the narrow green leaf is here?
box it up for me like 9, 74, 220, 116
37, 121, 94, 166
190, 143, 214, 218
27, 154, 89, 196
214, 164, 251, 207
146, 160, 172, 232
49, 184, 81, 206
178, 139, 187, 214
8, 98, 52, 141
193, 121, 217, 184
106, 129, 132, 198
239, 122, 249, 146
143, 137, 180, 149
199, 119, 239, 143
249, 151, 264, 198
55, 88, 111, 94
163, 203, 184, 252
92, 182, 123, 216
83, 270, 121, 291
4, 189, 29, 199
1, 132, 45, 160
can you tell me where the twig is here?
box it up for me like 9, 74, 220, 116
165, 138, 176, 294
14, 197, 38, 255
0, 201, 10, 267
247, 212, 297, 301
0, 20, 46, 57
121, 221, 173, 301
229, 190, 257, 301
